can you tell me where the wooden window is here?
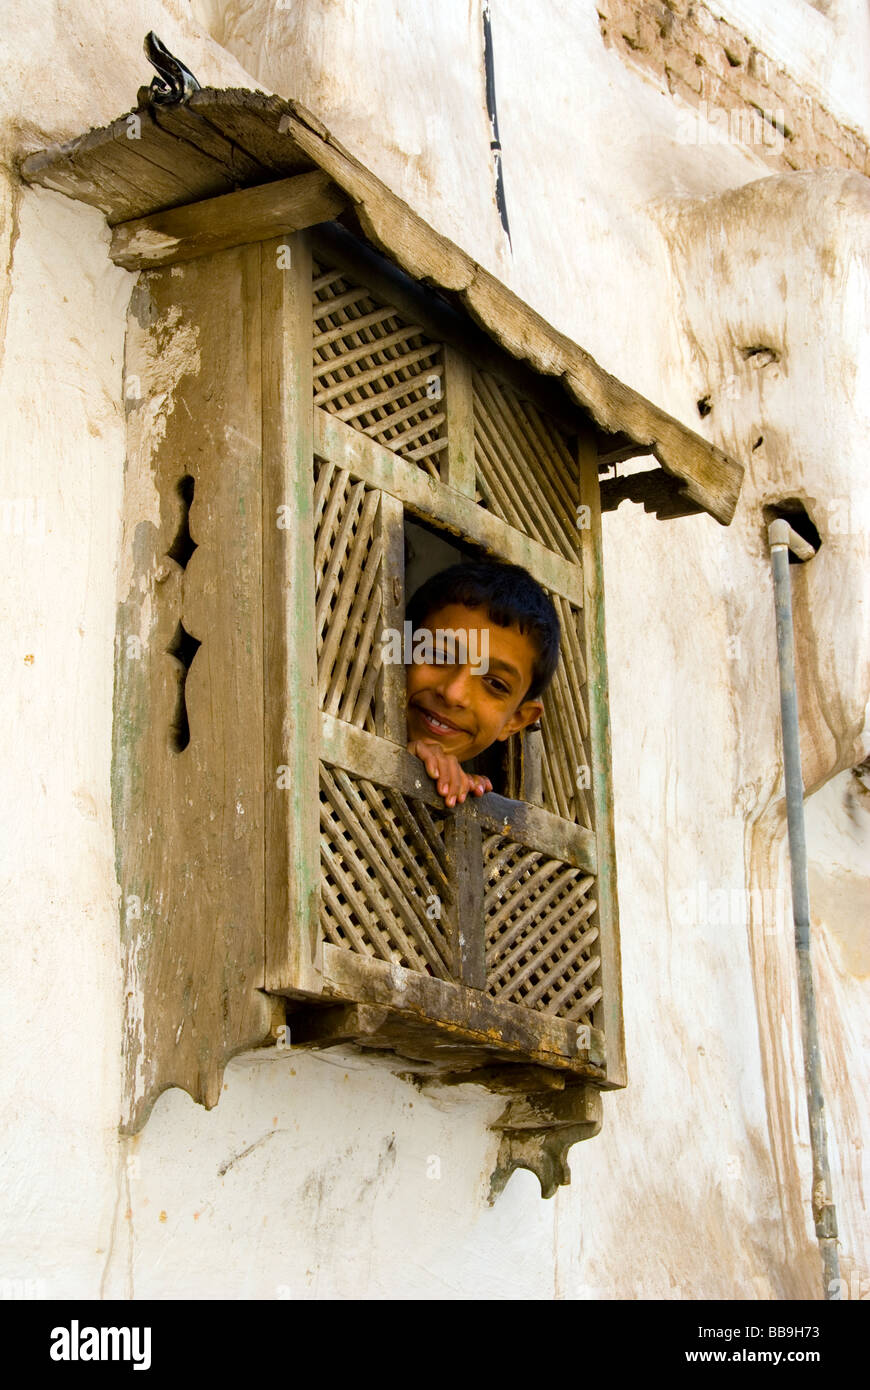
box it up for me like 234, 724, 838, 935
113, 216, 623, 1176
23, 84, 743, 1190
270, 224, 622, 1093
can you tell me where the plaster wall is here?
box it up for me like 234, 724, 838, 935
0, 0, 867, 1299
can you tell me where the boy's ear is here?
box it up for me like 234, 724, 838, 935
495, 699, 544, 741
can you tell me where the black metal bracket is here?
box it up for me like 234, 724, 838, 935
137, 31, 201, 107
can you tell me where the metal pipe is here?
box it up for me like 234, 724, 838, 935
767, 517, 840, 1298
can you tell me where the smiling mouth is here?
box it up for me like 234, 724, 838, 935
414, 706, 469, 738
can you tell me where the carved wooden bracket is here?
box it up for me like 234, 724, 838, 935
488, 1084, 603, 1200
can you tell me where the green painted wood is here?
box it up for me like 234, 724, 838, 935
113, 244, 272, 1132
578, 427, 626, 1087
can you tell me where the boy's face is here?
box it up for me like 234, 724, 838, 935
405, 602, 545, 762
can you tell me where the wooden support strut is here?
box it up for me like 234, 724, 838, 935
109, 171, 348, 270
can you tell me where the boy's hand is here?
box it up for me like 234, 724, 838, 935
408, 738, 492, 807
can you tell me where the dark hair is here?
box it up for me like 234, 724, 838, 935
405, 560, 561, 702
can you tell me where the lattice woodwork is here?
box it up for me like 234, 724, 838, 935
484, 834, 602, 1023
312, 260, 448, 478
472, 369, 580, 562
308, 266, 614, 1066
319, 763, 454, 979
540, 594, 594, 830
313, 456, 383, 733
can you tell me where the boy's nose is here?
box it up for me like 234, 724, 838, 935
435, 665, 473, 704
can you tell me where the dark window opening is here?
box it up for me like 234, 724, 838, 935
402, 516, 516, 797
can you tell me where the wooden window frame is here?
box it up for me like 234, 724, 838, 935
264, 225, 624, 1093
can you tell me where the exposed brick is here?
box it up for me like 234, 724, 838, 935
814, 133, 851, 169
640, 47, 671, 90
839, 127, 867, 170
813, 106, 841, 146
658, 4, 679, 41
833, 128, 857, 168
781, 90, 816, 140
767, 72, 794, 114
599, 0, 870, 178
683, 60, 705, 96
693, 3, 718, 38
665, 67, 700, 105
717, 21, 750, 65
746, 69, 785, 115
746, 47, 775, 85
693, 33, 734, 77
698, 70, 730, 108
635, 9, 663, 53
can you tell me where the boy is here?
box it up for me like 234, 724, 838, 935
405, 559, 561, 806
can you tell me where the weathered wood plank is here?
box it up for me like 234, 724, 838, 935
564, 363, 741, 523
469, 794, 598, 876
113, 245, 271, 1133
313, 408, 584, 606
375, 491, 406, 743
521, 726, 545, 806
320, 710, 444, 807
442, 345, 476, 496
319, 711, 597, 873
577, 428, 626, 1086
190, 89, 317, 177
148, 101, 266, 185
318, 945, 608, 1074
445, 807, 485, 987
22, 108, 237, 223
110, 172, 348, 269
281, 111, 477, 293
261, 231, 323, 995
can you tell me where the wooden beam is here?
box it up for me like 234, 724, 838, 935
318, 945, 608, 1074
577, 430, 626, 1087
109, 171, 348, 269
262, 231, 323, 996
375, 491, 406, 744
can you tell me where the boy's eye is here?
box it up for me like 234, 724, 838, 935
485, 676, 510, 695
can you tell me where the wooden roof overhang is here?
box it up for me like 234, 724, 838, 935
20, 87, 744, 524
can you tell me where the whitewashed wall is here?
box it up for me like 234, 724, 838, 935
1, 0, 867, 1299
